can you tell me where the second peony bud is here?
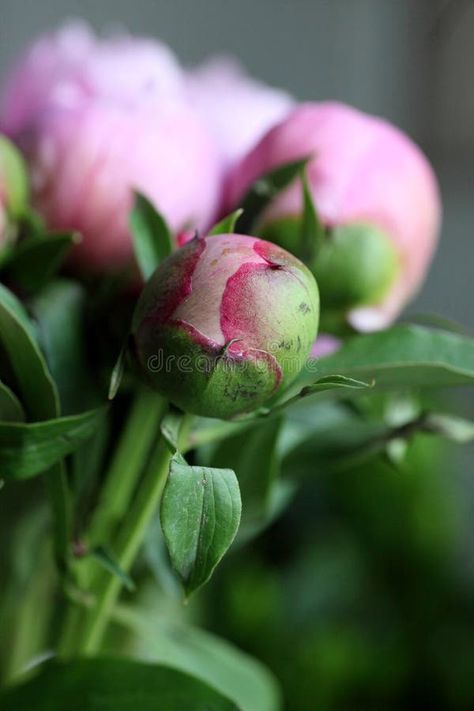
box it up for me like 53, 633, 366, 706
132, 234, 319, 418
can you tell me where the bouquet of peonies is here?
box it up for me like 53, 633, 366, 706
0, 21, 472, 711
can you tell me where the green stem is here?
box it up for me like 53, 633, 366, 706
76, 435, 173, 654
57, 390, 165, 657
87, 388, 166, 548
46, 462, 72, 573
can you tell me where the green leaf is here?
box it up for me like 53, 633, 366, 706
297, 325, 474, 392
0, 379, 25, 422
113, 608, 282, 711
161, 455, 241, 597
0, 283, 71, 567
160, 408, 184, 452
0, 659, 239, 710
108, 344, 127, 400
130, 192, 173, 280
1, 232, 80, 291
0, 408, 105, 479
91, 546, 136, 591
0, 282, 58, 420
237, 156, 310, 233
209, 209, 244, 235
32, 280, 99, 414
299, 168, 326, 263
210, 418, 283, 535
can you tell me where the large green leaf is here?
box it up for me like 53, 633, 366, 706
0, 659, 238, 710
0, 408, 105, 479
292, 325, 474, 400
32, 280, 99, 414
130, 192, 173, 280
114, 608, 281, 711
161, 455, 242, 597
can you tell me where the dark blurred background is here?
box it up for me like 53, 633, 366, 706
1, 2, 473, 710
0, 0, 472, 328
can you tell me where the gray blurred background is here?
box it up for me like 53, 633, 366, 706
0, 0, 472, 328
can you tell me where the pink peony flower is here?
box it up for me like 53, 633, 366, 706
186, 57, 294, 169
132, 233, 319, 418
0, 22, 222, 271
227, 102, 441, 331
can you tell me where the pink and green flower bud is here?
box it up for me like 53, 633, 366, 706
0, 135, 28, 245
227, 102, 441, 332
132, 234, 319, 418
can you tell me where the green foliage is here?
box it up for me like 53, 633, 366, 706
209, 209, 243, 235
114, 608, 281, 711
161, 454, 242, 597
237, 157, 310, 233
0, 659, 239, 710
0, 408, 105, 479
130, 192, 173, 280
1, 232, 79, 292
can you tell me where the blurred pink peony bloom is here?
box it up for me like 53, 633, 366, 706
186, 57, 294, 169
310, 334, 341, 359
0, 22, 222, 271
227, 102, 441, 331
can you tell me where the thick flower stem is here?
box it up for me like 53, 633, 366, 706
87, 388, 167, 549
74, 434, 174, 655
57, 389, 166, 657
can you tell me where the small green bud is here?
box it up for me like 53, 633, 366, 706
0, 136, 29, 218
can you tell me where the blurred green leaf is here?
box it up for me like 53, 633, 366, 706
160, 408, 184, 452
299, 168, 325, 263
237, 156, 310, 233
130, 192, 173, 280
0, 282, 58, 420
210, 418, 283, 538
295, 325, 474, 395
32, 280, 99, 414
108, 344, 127, 400
209, 209, 244, 235
0, 283, 71, 568
0, 408, 105, 479
0, 380, 25, 422
91, 546, 136, 591
161, 455, 241, 597
1, 232, 79, 292
0, 659, 238, 710
114, 607, 282, 711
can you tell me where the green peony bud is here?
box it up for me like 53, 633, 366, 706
132, 234, 319, 419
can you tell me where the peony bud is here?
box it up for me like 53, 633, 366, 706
227, 102, 441, 332
0, 22, 222, 271
132, 234, 319, 418
185, 57, 294, 169
0, 135, 28, 246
